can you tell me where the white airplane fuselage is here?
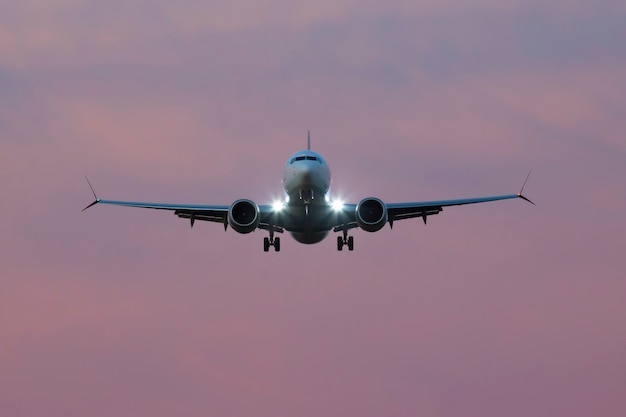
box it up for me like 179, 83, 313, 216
279, 150, 335, 244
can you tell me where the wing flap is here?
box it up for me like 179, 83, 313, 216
390, 207, 442, 220
175, 210, 226, 223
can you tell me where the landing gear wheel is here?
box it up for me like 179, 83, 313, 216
347, 236, 354, 251
263, 237, 270, 252
274, 237, 281, 252
337, 236, 344, 251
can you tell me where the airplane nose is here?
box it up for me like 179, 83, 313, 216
293, 164, 313, 184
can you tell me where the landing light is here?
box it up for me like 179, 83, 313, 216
272, 200, 285, 212
331, 200, 344, 212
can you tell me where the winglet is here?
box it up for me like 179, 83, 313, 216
517, 170, 535, 205
307, 131, 311, 150
82, 176, 101, 211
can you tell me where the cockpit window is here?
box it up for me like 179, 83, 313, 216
290, 155, 323, 164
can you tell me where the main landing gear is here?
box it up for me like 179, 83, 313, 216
337, 229, 354, 251
263, 230, 281, 252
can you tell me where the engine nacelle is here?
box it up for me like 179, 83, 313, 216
356, 197, 387, 232
228, 199, 260, 234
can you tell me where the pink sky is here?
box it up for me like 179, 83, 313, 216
1, 1, 625, 416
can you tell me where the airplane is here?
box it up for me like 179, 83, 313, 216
83, 133, 534, 252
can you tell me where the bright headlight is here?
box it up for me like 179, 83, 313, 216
272, 200, 285, 212
331, 200, 344, 211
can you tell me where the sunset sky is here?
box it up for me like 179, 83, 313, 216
1, 1, 625, 416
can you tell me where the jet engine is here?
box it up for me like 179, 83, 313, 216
356, 197, 387, 232
228, 199, 260, 234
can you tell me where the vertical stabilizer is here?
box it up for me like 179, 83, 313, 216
307, 131, 311, 150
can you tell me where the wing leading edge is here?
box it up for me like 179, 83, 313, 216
81, 178, 278, 230
84, 197, 278, 230
333, 191, 533, 232
336, 172, 535, 230
83, 196, 230, 223
386, 192, 533, 226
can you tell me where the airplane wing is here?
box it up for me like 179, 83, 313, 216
386, 193, 533, 226
82, 179, 277, 230
332, 171, 535, 232
334, 193, 534, 232
83, 197, 277, 230
84, 197, 226, 222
